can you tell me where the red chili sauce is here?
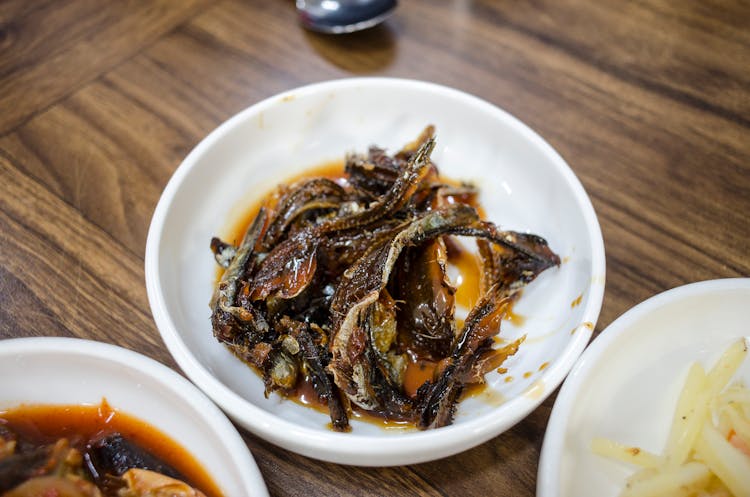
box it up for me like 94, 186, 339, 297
0, 400, 223, 497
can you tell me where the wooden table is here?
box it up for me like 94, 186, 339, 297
1, 1, 748, 495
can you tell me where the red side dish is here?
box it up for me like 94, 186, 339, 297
0, 400, 222, 497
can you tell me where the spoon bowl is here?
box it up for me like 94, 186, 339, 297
297, 0, 398, 34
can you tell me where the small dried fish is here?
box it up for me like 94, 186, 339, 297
319, 138, 435, 233
396, 237, 456, 359
328, 205, 480, 413
210, 208, 270, 350
209, 127, 560, 430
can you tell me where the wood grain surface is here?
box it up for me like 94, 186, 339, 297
1, 1, 748, 495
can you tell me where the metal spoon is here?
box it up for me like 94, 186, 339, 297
296, 0, 397, 34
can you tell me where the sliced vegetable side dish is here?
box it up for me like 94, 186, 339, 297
593, 339, 750, 497
209, 126, 560, 431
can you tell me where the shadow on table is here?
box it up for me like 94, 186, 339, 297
302, 23, 397, 74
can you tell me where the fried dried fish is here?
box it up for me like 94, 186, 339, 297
328, 205, 480, 414
396, 237, 456, 359
209, 127, 560, 430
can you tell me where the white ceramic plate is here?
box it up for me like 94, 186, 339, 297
0, 337, 268, 497
145, 77, 605, 466
538, 278, 750, 497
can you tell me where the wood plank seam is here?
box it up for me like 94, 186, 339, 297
467, 3, 750, 130
0, 0, 225, 140
0, 146, 146, 280
586, 187, 748, 276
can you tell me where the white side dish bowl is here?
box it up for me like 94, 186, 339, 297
0, 337, 268, 497
538, 278, 750, 497
145, 77, 605, 465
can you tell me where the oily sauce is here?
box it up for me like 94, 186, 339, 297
291, 375, 414, 431
0, 400, 223, 497
217, 161, 518, 425
222, 160, 346, 248
445, 239, 482, 310
403, 359, 439, 399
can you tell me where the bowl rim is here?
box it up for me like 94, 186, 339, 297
536, 277, 750, 497
145, 77, 606, 466
0, 336, 268, 497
